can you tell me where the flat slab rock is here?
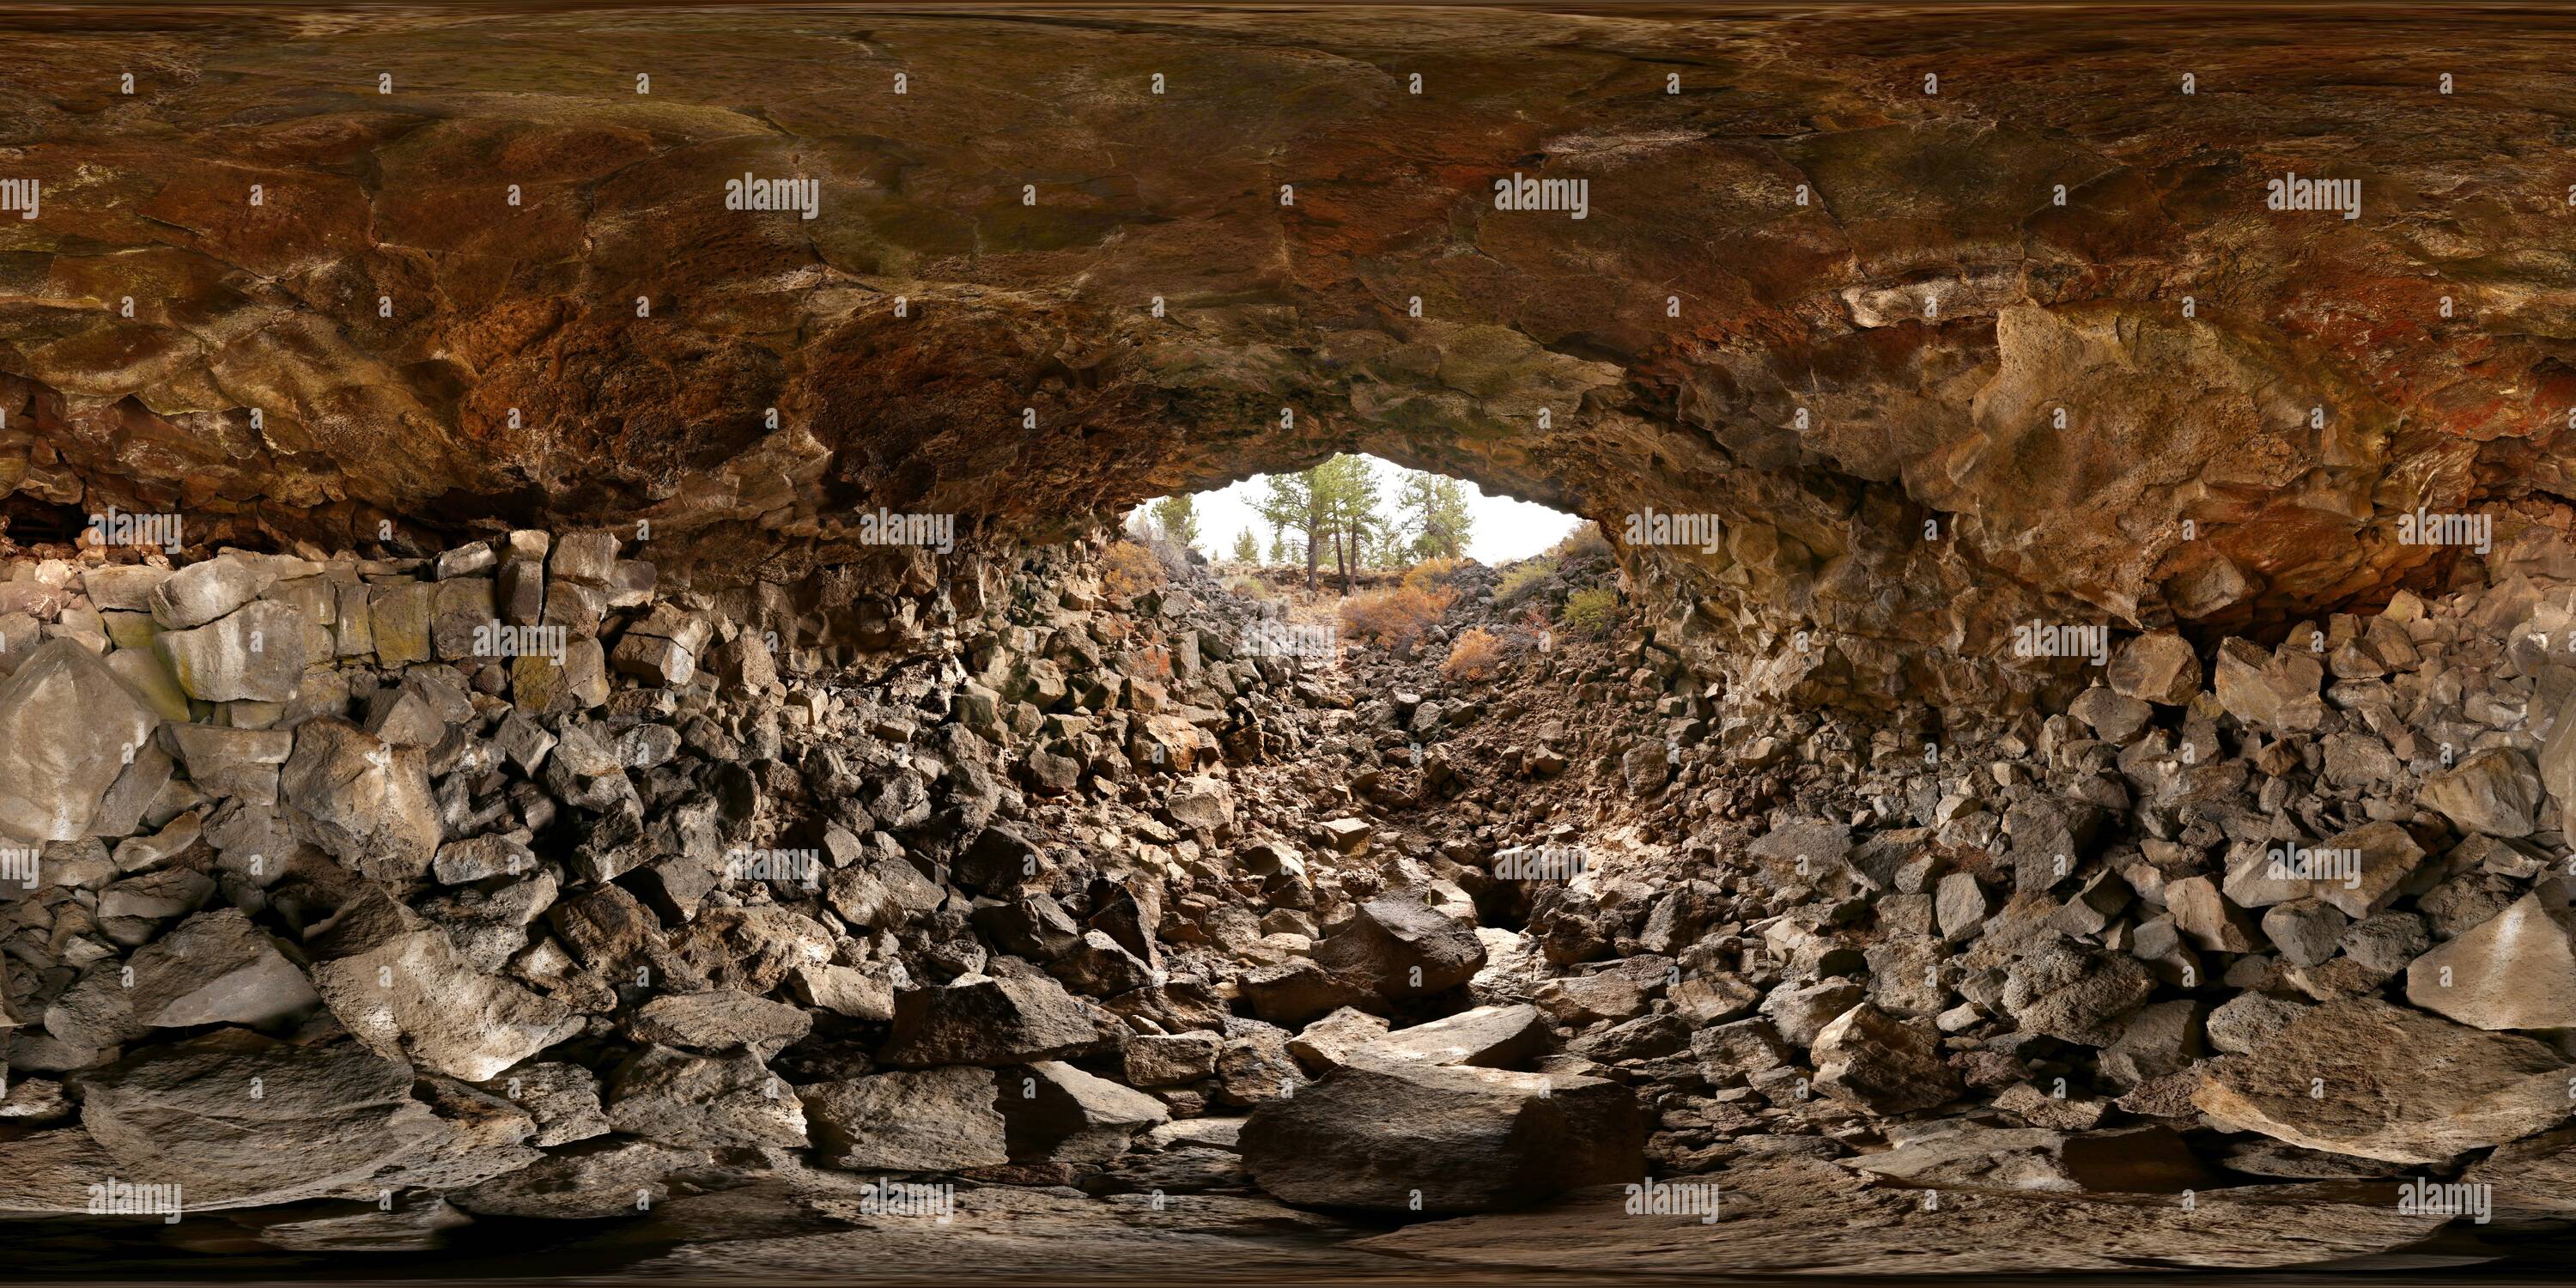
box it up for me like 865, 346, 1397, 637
1356, 1151, 2455, 1276
1241, 1058, 1643, 1214
2192, 996, 2576, 1164
1844, 1122, 2211, 1194
66, 1031, 466, 1212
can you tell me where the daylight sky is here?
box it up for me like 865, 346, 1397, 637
1173, 455, 1582, 567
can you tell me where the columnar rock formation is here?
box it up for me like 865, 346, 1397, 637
2, 7, 2569, 710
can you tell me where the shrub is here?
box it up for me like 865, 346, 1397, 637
1402, 556, 1467, 592
1338, 584, 1456, 649
1548, 525, 1613, 563
1558, 586, 1621, 636
1441, 627, 1508, 681
1225, 574, 1277, 600
1494, 556, 1558, 607
1102, 542, 1167, 599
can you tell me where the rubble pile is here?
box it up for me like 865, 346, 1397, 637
3, 517, 2575, 1267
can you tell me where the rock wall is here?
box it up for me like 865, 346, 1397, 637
3, 7, 2572, 708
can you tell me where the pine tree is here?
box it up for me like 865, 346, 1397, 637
1149, 494, 1201, 552
1230, 527, 1261, 565
1396, 471, 1473, 562
1257, 470, 1327, 590
1312, 455, 1383, 594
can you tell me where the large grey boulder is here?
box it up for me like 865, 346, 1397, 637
2405, 893, 2576, 1030
604, 1046, 807, 1149
2419, 748, 2545, 839
801, 1066, 1008, 1171
2193, 997, 2576, 1164
1242, 1059, 1643, 1214
125, 908, 319, 1030
2211, 638, 2324, 732
167, 724, 294, 805
313, 929, 581, 1081
155, 600, 309, 702
71, 1031, 458, 1211
878, 973, 1104, 1067
0, 639, 161, 843
998, 1060, 1170, 1163
2107, 631, 2201, 706
1812, 1003, 1962, 1115
281, 718, 440, 882
631, 990, 814, 1059
1310, 896, 1486, 1001
146, 557, 264, 629
1349, 1004, 1547, 1071
479, 1061, 611, 1147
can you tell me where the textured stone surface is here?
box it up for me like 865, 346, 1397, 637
0, 639, 161, 843
801, 1066, 1009, 1171
879, 974, 1103, 1067
313, 928, 583, 1081
71, 1031, 458, 1211
2405, 893, 2576, 1030
1242, 1060, 1643, 1214
2193, 997, 2576, 1164
1, 9, 2561, 706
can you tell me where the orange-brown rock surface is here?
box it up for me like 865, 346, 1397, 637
2, 6, 2571, 704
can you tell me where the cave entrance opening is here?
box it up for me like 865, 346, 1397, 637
1127, 453, 1583, 595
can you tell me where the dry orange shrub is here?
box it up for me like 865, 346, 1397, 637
1338, 584, 1456, 649
1441, 627, 1507, 681
1102, 543, 1167, 599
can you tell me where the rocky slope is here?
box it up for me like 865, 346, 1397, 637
3, 516, 2576, 1277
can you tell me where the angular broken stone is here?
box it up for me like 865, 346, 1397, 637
2419, 748, 2544, 839
1762, 980, 1868, 1047
1237, 958, 1377, 1026
1242, 1059, 1643, 1214
280, 718, 440, 883
1812, 1002, 1962, 1115
631, 990, 814, 1059
0, 639, 162, 843
2212, 638, 2324, 732
604, 1046, 807, 1149
125, 908, 319, 1030
786, 963, 897, 1021
167, 723, 293, 805
2108, 631, 2202, 706
1999, 939, 2153, 1046
2166, 876, 2259, 952
878, 973, 1103, 1067
1310, 896, 1485, 1001
433, 833, 536, 884
2205, 992, 2306, 1054
801, 1066, 1008, 1170
2193, 997, 2576, 1164
999, 1060, 1170, 1163
1127, 1030, 1226, 1085
1351, 1004, 1546, 1071
479, 1061, 611, 1147
147, 558, 264, 629
2404, 892, 2576, 1030
73, 1030, 459, 1211
313, 929, 582, 1081
1847, 1123, 2209, 1194
449, 1139, 704, 1219
155, 600, 310, 702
